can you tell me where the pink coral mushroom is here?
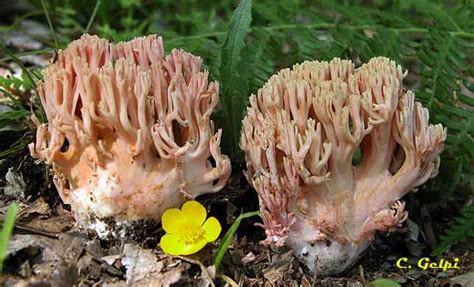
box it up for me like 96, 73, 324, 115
240, 57, 446, 275
29, 35, 231, 235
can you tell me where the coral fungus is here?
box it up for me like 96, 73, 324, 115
240, 57, 446, 275
29, 35, 231, 233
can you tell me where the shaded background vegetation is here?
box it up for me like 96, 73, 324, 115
0, 0, 473, 260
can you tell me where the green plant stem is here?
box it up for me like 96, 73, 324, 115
214, 211, 259, 272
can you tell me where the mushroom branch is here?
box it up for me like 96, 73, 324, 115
29, 35, 231, 232
240, 57, 446, 275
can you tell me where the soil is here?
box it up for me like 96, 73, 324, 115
0, 151, 473, 286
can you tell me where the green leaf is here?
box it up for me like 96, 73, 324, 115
218, 0, 253, 157
0, 203, 19, 273
120, 0, 141, 8
367, 278, 400, 287
213, 211, 259, 272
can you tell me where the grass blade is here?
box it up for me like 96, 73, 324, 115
0, 44, 37, 90
0, 48, 55, 65
0, 110, 31, 131
0, 203, 19, 273
85, 0, 102, 34
40, 0, 59, 48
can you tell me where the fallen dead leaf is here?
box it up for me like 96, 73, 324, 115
17, 198, 51, 220
5, 233, 86, 286
102, 254, 122, 266
262, 251, 294, 284
241, 251, 256, 265
122, 243, 162, 283
1, 168, 26, 199
449, 271, 474, 287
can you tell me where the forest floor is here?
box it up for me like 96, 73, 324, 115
1, 20, 473, 287
0, 150, 473, 287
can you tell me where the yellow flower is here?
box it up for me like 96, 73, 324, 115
160, 200, 221, 256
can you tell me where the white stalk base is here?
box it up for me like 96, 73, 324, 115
287, 236, 369, 276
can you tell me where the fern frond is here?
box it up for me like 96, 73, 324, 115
431, 197, 474, 256
417, 30, 474, 170
218, 0, 253, 157
168, 0, 473, 162
240, 29, 273, 92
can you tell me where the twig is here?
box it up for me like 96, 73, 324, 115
218, 273, 239, 287
7, 223, 59, 239
176, 256, 216, 287
15, 224, 59, 239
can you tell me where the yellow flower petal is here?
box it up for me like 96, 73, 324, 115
161, 208, 186, 234
160, 201, 220, 256
160, 233, 183, 255
202, 216, 221, 242
160, 233, 208, 256
180, 238, 208, 255
181, 200, 207, 226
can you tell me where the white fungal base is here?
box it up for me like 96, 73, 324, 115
70, 169, 120, 220
87, 218, 145, 240
287, 236, 369, 276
